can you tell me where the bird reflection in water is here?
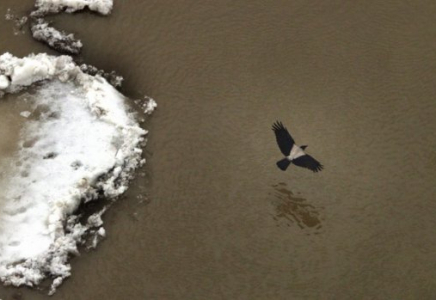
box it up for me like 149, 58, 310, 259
271, 182, 323, 232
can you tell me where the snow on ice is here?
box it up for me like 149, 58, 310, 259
0, 52, 147, 294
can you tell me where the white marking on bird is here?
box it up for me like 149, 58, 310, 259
288, 144, 305, 161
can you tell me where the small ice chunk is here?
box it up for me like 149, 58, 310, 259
31, 19, 82, 55
134, 96, 158, 115
32, 0, 114, 16
80, 64, 123, 87
20, 111, 31, 118
144, 97, 157, 114
97, 227, 105, 237
0, 75, 10, 89
87, 213, 103, 228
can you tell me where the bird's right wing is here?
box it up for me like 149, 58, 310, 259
292, 154, 324, 173
272, 121, 295, 156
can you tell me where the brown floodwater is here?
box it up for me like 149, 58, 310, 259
1, 0, 436, 299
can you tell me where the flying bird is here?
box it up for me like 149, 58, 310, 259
272, 121, 323, 172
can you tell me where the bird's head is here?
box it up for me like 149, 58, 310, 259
301, 145, 308, 150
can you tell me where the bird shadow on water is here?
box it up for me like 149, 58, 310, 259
270, 182, 323, 234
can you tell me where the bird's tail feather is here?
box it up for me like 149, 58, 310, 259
276, 158, 291, 171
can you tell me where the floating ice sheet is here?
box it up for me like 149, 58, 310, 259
0, 53, 147, 294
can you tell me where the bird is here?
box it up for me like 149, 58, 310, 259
272, 121, 323, 172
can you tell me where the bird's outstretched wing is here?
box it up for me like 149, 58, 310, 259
292, 155, 324, 172
272, 121, 295, 156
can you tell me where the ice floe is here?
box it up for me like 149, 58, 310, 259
0, 52, 147, 294
31, 19, 83, 54
32, 0, 113, 17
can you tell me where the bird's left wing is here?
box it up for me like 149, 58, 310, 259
292, 154, 324, 172
272, 121, 295, 156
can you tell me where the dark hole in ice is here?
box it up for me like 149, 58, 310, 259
71, 160, 82, 169
43, 152, 57, 159
47, 111, 60, 119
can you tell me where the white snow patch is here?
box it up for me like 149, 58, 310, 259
19, 111, 31, 118
0, 53, 148, 293
0, 75, 9, 89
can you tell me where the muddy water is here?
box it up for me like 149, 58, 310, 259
1, 0, 436, 299
0, 95, 27, 164
0, 93, 33, 202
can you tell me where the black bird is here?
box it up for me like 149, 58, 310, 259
272, 121, 323, 172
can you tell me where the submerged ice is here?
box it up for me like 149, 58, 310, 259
0, 53, 148, 293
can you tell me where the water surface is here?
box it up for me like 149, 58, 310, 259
1, 1, 436, 299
